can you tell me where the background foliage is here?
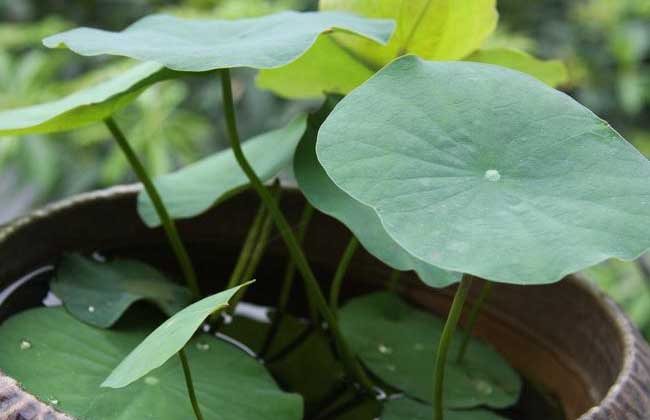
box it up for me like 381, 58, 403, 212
1, 0, 648, 334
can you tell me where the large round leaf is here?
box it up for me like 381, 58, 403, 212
382, 398, 508, 420
43, 11, 394, 72
0, 62, 177, 136
340, 292, 521, 409
137, 114, 307, 226
294, 100, 459, 287
0, 307, 302, 420
317, 56, 650, 285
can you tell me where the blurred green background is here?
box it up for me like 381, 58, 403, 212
1, 0, 649, 335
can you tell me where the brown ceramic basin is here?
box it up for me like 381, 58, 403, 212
0, 186, 648, 419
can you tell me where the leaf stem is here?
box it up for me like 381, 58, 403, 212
219, 69, 374, 393
456, 280, 493, 363
240, 185, 280, 284
226, 201, 267, 290
104, 117, 200, 299
228, 185, 280, 310
178, 349, 205, 420
329, 236, 359, 311
432, 274, 473, 420
259, 202, 315, 358
386, 269, 402, 293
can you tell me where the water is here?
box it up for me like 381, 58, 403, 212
0, 250, 565, 420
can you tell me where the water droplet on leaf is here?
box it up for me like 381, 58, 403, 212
474, 379, 493, 395
48, 396, 59, 406
19, 339, 32, 350
144, 376, 159, 385
378, 344, 393, 354
196, 341, 210, 351
386, 364, 396, 372
87, 305, 95, 313
484, 169, 501, 182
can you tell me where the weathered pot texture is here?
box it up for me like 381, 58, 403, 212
0, 186, 649, 420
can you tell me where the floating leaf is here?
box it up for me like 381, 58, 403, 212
103, 282, 253, 388
383, 398, 508, 420
340, 292, 521, 409
137, 114, 307, 226
0, 62, 179, 136
317, 56, 650, 285
52, 254, 192, 328
294, 99, 459, 287
0, 307, 302, 419
43, 12, 395, 72
466, 47, 568, 87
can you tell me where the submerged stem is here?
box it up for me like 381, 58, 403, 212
178, 349, 205, 420
456, 280, 493, 363
329, 237, 359, 311
104, 117, 200, 299
432, 274, 473, 420
219, 69, 374, 393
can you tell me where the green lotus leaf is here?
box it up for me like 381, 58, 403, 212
0, 306, 302, 420
258, 0, 498, 98
317, 56, 650, 284
52, 254, 192, 328
466, 47, 568, 87
103, 282, 252, 388
43, 11, 395, 72
294, 98, 459, 287
137, 114, 307, 226
382, 398, 508, 420
319, 0, 498, 66
340, 292, 521, 408
256, 35, 375, 99
0, 61, 178, 136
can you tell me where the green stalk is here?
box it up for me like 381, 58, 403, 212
386, 270, 402, 292
228, 186, 280, 310
104, 117, 200, 299
279, 202, 317, 322
432, 274, 473, 420
259, 202, 315, 358
329, 237, 359, 311
456, 281, 493, 363
226, 201, 268, 290
178, 349, 205, 420
219, 69, 374, 393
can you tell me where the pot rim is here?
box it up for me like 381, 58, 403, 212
0, 185, 648, 420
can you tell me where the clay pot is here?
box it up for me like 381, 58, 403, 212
0, 186, 648, 419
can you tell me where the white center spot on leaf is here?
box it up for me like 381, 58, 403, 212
87, 305, 96, 313
144, 376, 159, 385
484, 169, 501, 182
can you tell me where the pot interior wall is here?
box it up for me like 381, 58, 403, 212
0, 187, 623, 419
